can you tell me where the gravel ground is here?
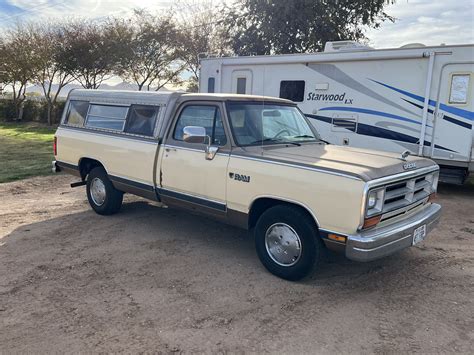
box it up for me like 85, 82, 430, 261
0, 174, 473, 353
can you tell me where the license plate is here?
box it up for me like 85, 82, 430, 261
412, 224, 427, 245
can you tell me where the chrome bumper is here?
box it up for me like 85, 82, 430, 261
345, 203, 442, 262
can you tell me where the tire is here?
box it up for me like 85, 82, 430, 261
254, 205, 322, 281
86, 167, 123, 215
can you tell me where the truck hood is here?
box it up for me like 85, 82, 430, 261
237, 143, 437, 181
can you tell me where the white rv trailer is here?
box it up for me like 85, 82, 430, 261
199, 41, 474, 184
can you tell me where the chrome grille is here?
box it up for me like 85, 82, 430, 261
382, 172, 438, 221
366, 170, 439, 221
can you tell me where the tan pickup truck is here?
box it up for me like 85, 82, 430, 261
53, 90, 442, 280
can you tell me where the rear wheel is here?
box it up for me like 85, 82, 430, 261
86, 167, 123, 215
255, 205, 322, 281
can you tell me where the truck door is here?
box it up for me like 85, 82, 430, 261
159, 102, 231, 216
432, 64, 473, 163
231, 70, 253, 94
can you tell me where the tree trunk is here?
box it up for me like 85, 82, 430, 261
18, 103, 24, 121
47, 101, 53, 126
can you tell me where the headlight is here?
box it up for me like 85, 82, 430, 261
366, 188, 385, 216
368, 192, 377, 208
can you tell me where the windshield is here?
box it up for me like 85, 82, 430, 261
226, 102, 320, 146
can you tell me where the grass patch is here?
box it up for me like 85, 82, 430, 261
0, 122, 56, 183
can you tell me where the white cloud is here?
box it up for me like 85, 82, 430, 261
1, 0, 472, 49
366, 0, 474, 48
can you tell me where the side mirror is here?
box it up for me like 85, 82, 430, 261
183, 126, 206, 144
182, 125, 219, 160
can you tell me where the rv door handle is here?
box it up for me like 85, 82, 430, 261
165, 147, 177, 152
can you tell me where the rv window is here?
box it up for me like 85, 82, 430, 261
449, 74, 470, 104
65, 100, 89, 126
236, 77, 247, 94
208, 77, 215, 93
174, 105, 227, 146
124, 105, 159, 136
279, 81, 305, 102
86, 104, 128, 131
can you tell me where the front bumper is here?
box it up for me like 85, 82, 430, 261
345, 203, 442, 262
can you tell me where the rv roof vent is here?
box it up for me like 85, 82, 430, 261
400, 43, 426, 48
324, 41, 373, 52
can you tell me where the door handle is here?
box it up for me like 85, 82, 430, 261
165, 147, 177, 152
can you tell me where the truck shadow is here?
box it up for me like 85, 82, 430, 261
0, 198, 452, 294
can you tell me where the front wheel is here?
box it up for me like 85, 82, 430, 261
255, 205, 322, 281
86, 167, 123, 215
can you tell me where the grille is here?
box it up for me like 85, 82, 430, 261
367, 171, 438, 222
382, 171, 437, 220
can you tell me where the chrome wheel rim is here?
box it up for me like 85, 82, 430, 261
90, 177, 106, 206
265, 223, 302, 267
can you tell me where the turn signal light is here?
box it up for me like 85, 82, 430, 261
363, 215, 381, 229
328, 234, 346, 243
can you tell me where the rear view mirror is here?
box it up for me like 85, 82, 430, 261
183, 126, 207, 144
262, 110, 281, 117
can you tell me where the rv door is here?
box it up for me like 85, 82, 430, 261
431, 64, 473, 164
231, 70, 253, 94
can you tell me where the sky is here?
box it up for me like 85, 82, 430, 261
0, 0, 472, 48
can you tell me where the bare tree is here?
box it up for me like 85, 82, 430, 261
0, 40, 8, 95
28, 23, 73, 125
174, 1, 231, 91
1, 25, 37, 120
114, 10, 184, 91
57, 20, 119, 89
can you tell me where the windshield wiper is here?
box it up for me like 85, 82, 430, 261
250, 138, 301, 146
293, 135, 330, 144
292, 135, 315, 139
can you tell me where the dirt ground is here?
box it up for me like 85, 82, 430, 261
0, 174, 473, 353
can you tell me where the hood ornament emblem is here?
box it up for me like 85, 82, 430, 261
400, 150, 411, 161
400, 150, 416, 170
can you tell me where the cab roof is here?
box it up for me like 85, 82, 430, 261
180, 93, 294, 105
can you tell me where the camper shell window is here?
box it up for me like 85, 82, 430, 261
279, 81, 305, 102
86, 104, 128, 131
124, 105, 159, 137
65, 100, 89, 126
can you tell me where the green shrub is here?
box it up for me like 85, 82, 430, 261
0, 98, 66, 124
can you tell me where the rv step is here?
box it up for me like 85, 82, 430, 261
439, 167, 469, 185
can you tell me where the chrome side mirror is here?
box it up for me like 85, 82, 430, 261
183, 126, 206, 144
182, 125, 219, 160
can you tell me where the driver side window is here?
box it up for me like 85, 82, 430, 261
173, 105, 227, 146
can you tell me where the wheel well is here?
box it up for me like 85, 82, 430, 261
78, 158, 105, 180
248, 198, 318, 230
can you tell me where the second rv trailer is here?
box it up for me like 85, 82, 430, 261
199, 42, 474, 184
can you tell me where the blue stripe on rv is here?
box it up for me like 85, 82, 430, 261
403, 99, 472, 129
318, 106, 431, 127
305, 114, 456, 153
370, 79, 474, 121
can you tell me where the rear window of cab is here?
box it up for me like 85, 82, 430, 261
64, 100, 160, 137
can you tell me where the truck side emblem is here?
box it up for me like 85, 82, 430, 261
403, 162, 417, 170
229, 172, 250, 183
400, 150, 411, 161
